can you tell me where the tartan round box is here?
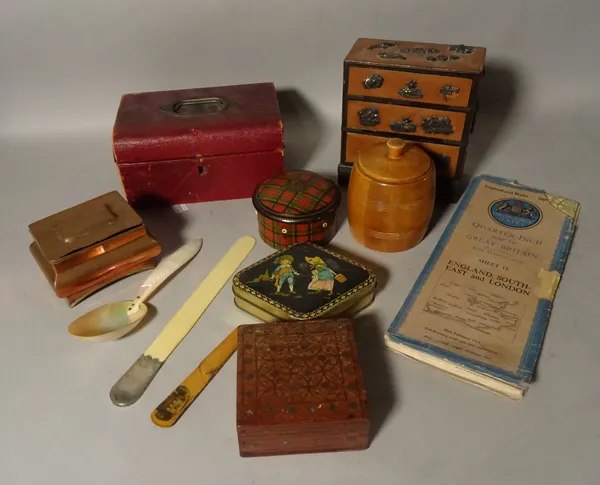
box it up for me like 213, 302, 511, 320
252, 170, 341, 249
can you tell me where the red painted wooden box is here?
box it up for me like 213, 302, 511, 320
236, 318, 371, 457
112, 83, 284, 207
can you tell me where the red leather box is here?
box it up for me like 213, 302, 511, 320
112, 83, 284, 206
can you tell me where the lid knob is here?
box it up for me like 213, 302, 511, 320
386, 138, 407, 159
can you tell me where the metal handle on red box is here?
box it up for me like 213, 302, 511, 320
169, 97, 228, 116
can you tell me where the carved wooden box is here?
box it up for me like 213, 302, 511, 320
339, 38, 486, 201
236, 318, 370, 457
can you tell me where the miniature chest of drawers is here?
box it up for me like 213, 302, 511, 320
338, 38, 486, 202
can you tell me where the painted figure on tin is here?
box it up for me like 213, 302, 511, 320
271, 255, 300, 293
305, 256, 345, 295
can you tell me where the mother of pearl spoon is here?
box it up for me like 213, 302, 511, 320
67, 239, 203, 343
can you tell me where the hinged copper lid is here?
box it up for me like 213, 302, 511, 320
253, 170, 341, 224
28, 191, 144, 263
356, 139, 433, 185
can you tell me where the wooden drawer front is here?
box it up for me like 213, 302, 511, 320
347, 66, 473, 108
344, 132, 460, 178
346, 100, 466, 142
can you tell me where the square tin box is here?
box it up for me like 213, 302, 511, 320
232, 242, 376, 322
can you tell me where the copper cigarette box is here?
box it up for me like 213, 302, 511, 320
28, 191, 161, 306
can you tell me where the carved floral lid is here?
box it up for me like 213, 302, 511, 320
356, 138, 434, 185
237, 318, 369, 427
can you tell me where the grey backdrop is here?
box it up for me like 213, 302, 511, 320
1, 1, 599, 484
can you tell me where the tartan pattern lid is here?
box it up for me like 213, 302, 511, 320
253, 170, 341, 223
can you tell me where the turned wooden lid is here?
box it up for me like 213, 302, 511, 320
356, 139, 433, 184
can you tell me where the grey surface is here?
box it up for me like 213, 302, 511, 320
1, 1, 599, 484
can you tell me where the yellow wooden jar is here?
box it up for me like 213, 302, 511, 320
347, 138, 436, 252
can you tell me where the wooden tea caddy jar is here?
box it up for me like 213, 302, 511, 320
348, 138, 435, 252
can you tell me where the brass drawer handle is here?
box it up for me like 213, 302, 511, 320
362, 73, 384, 89
398, 80, 423, 99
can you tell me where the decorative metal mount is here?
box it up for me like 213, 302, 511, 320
378, 52, 407, 60
358, 107, 380, 126
440, 84, 460, 101
368, 42, 398, 50
362, 73, 384, 89
426, 54, 461, 62
422, 117, 454, 135
449, 44, 475, 55
399, 47, 440, 55
398, 80, 423, 99
390, 117, 416, 133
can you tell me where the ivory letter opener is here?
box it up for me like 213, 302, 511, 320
151, 327, 238, 427
109, 236, 255, 407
